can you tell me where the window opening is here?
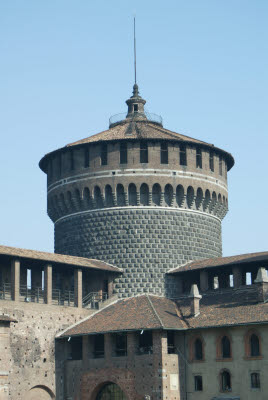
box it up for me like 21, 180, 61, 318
221, 336, 231, 358
246, 272, 252, 285
219, 156, 223, 175
134, 104, 138, 112
101, 144, 108, 166
194, 338, 203, 360
94, 334, 104, 358
120, 142, 127, 164
194, 376, 203, 391
138, 330, 153, 354
140, 141, 148, 163
180, 144, 187, 166
196, 148, 202, 168
164, 184, 173, 206
160, 142, 168, 164
105, 185, 114, 207
115, 333, 127, 357
250, 334, 260, 356
27, 269, 32, 289
71, 336, 82, 360
229, 274, 234, 287
251, 372, 260, 389
213, 276, 219, 289
84, 147, 90, 168
209, 152, 214, 171
167, 331, 175, 354
221, 370, 231, 392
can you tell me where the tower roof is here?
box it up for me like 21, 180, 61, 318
39, 119, 234, 172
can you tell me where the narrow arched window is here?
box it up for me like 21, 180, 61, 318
140, 183, 149, 206
176, 185, 184, 207
221, 370, 231, 392
194, 338, 203, 360
128, 183, 137, 206
105, 185, 114, 207
94, 186, 103, 208
250, 334, 260, 357
116, 184, 125, 206
251, 372, 260, 389
152, 183, 161, 206
164, 184, 173, 206
221, 336, 231, 358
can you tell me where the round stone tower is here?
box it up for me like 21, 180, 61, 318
39, 85, 234, 298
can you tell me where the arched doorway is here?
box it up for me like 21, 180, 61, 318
96, 382, 127, 400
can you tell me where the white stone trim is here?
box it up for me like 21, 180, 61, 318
54, 206, 221, 225
47, 168, 227, 194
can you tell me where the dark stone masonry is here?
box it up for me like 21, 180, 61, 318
55, 208, 222, 297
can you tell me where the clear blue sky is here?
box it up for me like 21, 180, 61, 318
0, 0, 267, 257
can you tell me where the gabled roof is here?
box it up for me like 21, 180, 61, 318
39, 120, 234, 172
0, 245, 122, 273
168, 251, 268, 274
59, 295, 187, 337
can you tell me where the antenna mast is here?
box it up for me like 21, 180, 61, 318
134, 17, 137, 84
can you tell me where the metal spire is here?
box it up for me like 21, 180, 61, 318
134, 17, 137, 85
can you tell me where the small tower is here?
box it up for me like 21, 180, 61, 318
126, 84, 146, 120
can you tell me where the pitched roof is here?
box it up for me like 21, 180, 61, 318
39, 120, 234, 172
59, 295, 186, 337
0, 245, 122, 273
177, 287, 268, 329
59, 287, 268, 337
168, 251, 268, 274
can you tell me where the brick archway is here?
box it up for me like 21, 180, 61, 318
80, 368, 143, 400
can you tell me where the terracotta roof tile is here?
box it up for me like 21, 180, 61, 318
168, 251, 268, 274
0, 245, 122, 273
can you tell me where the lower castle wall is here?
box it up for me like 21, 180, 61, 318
0, 300, 90, 400
55, 208, 222, 297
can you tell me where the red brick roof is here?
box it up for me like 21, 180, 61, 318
168, 251, 268, 274
59, 289, 268, 337
0, 245, 122, 273
39, 120, 234, 172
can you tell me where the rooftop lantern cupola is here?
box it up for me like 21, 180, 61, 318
125, 83, 147, 120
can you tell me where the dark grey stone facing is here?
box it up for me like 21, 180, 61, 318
54, 208, 222, 298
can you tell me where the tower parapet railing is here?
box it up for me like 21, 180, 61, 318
109, 111, 163, 128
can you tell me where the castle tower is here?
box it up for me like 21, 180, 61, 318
39, 85, 234, 298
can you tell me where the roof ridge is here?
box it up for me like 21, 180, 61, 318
146, 295, 164, 329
